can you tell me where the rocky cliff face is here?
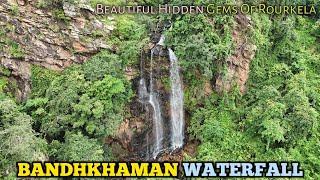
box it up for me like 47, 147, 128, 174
215, 14, 257, 93
0, 0, 113, 101
118, 35, 173, 160
0, 1, 257, 161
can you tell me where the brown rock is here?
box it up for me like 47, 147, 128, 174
0, 14, 8, 22
63, 2, 77, 18
0, 0, 112, 100
1, 58, 31, 101
17, 0, 25, 6
215, 14, 256, 94
117, 119, 133, 149
124, 66, 138, 81
56, 47, 72, 60
72, 41, 87, 53
204, 81, 213, 96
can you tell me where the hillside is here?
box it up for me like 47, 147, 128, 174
0, 0, 319, 179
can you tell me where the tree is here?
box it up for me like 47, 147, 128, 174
0, 97, 47, 178
55, 132, 104, 161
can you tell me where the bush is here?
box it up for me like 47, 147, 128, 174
165, 14, 233, 79
25, 51, 132, 161
0, 97, 47, 177
31, 66, 59, 97
55, 132, 104, 161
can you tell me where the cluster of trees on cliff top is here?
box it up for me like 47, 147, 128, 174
1, 0, 320, 179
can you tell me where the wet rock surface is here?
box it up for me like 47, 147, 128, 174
130, 44, 172, 160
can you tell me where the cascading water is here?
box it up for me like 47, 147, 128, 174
138, 37, 165, 159
138, 52, 149, 103
138, 34, 184, 159
157, 34, 165, 46
138, 55, 149, 104
168, 48, 184, 150
148, 49, 164, 158
148, 93, 164, 158
138, 78, 148, 103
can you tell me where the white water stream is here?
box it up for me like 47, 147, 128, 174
138, 35, 184, 159
168, 48, 184, 150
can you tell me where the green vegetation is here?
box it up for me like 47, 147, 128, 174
0, 66, 11, 97
165, 13, 234, 79
0, 49, 134, 175
36, 0, 73, 23
9, 4, 19, 16
0, 25, 25, 59
24, 51, 132, 160
30, 66, 60, 97
0, 96, 47, 178
163, 4, 235, 112
0, 2, 148, 174
0, 0, 319, 179
52, 132, 104, 161
36, 0, 76, 8
187, 14, 320, 179
6, 40, 25, 58
109, 15, 150, 66
52, 9, 71, 22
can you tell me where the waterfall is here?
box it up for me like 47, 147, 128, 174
157, 36, 185, 150
138, 34, 184, 159
148, 49, 164, 158
138, 52, 149, 103
148, 93, 164, 158
138, 37, 165, 159
157, 34, 165, 46
149, 35, 166, 157
169, 48, 184, 150
138, 78, 149, 103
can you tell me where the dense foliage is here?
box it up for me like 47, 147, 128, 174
0, 2, 149, 175
0, 94, 47, 178
24, 51, 133, 161
0, 0, 319, 179
165, 13, 233, 79
188, 14, 320, 179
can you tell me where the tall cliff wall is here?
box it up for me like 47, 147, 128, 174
0, 0, 113, 101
